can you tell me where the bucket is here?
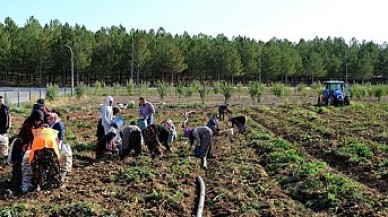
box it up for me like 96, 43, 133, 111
194, 146, 201, 158
168, 134, 174, 143
137, 119, 147, 130
112, 116, 125, 129
21, 150, 34, 192
0, 134, 8, 157
225, 128, 234, 138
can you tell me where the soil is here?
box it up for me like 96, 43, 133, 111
0, 96, 387, 216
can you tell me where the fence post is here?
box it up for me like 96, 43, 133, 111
39, 90, 42, 99
17, 91, 20, 107
4, 92, 7, 105
29, 90, 32, 101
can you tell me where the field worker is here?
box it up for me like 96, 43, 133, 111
144, 124, 172, 157
139, 97, 155, 125
29, 125, 61, 191
162, 119, 177, 143
0, 96, 11, 158
228, 116, 247, 134
112, 106, 125, 130
120, 121, 142, 159
101, 96, 114, 135
47, 112, 65, 149
10, 110, 44, 188
206, 113, 220, 135
32, 98, 50, 123
183, 127, 214, 169
218, 104, 232, 121
95, 128, 121, 159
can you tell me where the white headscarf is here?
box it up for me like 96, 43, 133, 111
104, 96, 114, 106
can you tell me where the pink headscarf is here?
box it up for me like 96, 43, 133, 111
48, 112, 61, 126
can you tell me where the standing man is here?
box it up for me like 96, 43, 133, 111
0, 96, 10, 158
218, 104, 232, 121
139, 97, 155, 125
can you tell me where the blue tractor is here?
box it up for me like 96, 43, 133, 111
318, 81, 351, 106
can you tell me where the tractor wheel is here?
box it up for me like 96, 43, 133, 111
327, 96, 335, 106
344, 96, 350, 105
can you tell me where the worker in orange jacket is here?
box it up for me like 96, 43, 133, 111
29, 125, 61, 191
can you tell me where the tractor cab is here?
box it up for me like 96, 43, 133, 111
319, 80, 350, 106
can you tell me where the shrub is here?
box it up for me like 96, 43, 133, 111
248, 81, 265, 104
213, 81, 221, 94
198, 84, 210, 104
219, 81, 234, 104
75, 83, 86, 101
175, 83, 184, 103
126, 80, 135, 95
311, 81, 322, 95
373, 85, 385, 103
184, 85, 196, 98
113, 82, 122, 95
271, 82, 289, 104
156, 81, 169, 101
352, 85, 366, 100
45, 83, 59, 102
296, 83, 308, 102
93, 81, 102, 95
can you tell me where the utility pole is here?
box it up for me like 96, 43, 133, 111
65, 44, 74, 96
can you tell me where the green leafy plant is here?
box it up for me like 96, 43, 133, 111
248, 81, 265, 104
45, 83, 59, 102
351, 85, 366, 100
75, 83, 86, 101
271, 82, 289, 104
296, 83, 308, 103
184, 85, 196, 98
219, 81, 234, 104
373, 85, 385, 103
156, 81, 169, 101
213, 81, 221, 94
175, 83, 184, 103
93, 81, 102, 95
126, 80, 135, 95
198, 84, 210, 104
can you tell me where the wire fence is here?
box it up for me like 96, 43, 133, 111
0, 88, 70, 107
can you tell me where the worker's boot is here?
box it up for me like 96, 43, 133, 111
201, 157, 207, 169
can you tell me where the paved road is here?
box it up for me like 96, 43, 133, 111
0, 87, 69, 105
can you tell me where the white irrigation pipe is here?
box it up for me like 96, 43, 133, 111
196, 175, 206, 217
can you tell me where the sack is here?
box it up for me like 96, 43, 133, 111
0, 134, 8, 157
21, 150, 34, 192
60, 144, 73, 173
7, 137, 22, 165
194, 146, 201, 158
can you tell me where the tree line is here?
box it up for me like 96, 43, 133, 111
0, 16, 387, 87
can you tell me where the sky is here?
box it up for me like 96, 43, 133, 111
1, 0, 387, 44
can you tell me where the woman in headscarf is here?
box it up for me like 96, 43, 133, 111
29, 124, 61, 191
95, 128, 121, 159
47, 112, 65, 148
206, 113, 220, 135
183, 126, 214, 169
101, 96, 114, 136
144, 124, 172, 157
10, 110, 44, 188
120, 121, 142, 159
162, 119, 177, 143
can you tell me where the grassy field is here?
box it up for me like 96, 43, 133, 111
0, 91, 387, 217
